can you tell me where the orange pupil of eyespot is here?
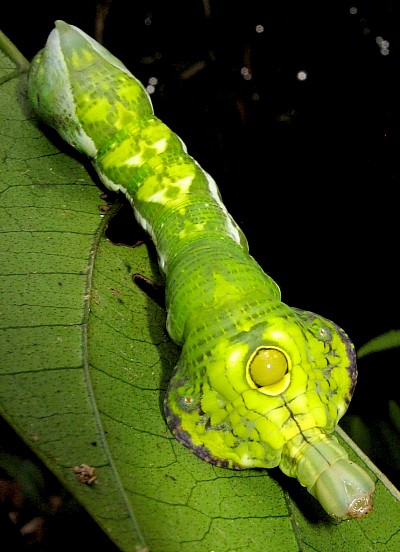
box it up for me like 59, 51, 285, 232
249, 348, 288, 387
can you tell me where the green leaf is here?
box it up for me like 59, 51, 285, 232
358, 330, 400, 358
1, 31, 400, 552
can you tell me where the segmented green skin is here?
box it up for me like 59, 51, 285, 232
28, 21, 375, 519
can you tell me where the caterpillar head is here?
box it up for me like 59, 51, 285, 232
164, 304, 374, 518
164, 304, 356, 464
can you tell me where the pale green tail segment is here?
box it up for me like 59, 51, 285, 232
283, 429, 374, 519
28, 21, 375, 520
28, 20, 153, 158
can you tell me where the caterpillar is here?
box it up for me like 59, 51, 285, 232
28, 20, 375, 520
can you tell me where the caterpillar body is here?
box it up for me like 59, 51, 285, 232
28, 21, 375, 520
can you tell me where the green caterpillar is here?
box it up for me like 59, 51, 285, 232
28, 20, 375, 520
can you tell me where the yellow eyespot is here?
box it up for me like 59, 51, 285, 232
249, 348, 288, 387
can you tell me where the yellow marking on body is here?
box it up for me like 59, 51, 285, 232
151, 137, 168, 154
326, 401, 340, 423
234, 421, 249, 440
242, 388, 283, 415
266, 404, 291, 435
139, 174, 194, 204
79, 97, 111, 121
331, 364, 351, 389
306, 391, 328, 426
257, 372, 291, 396
280, 414, 316, 442
262, 327, 303, 366
265, 329, 286, 342
224, 344, 250, 395
288, 392, 309, 415
71, 49, 94, 68
284, 365, 307, 401
227, 345, 248, 369
122, 137, 168, 167
255, 417, 285, 450
98, 135, 168, 171
201, 381, 223, 414
178, 222, 205, 240
207, 342, 239, 402
237, 441, 266, 466
234, 318, 254, 333
118, 79, 147, 103
124, 152, 145, 167
211, 273, 243, 309
229, 410, 242, 430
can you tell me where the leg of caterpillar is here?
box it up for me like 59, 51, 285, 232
28, 20, 375, 520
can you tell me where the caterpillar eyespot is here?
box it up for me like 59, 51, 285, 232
248, 347, 288, 386
318, 326, 332, 342
178, 392, 198, 413
28, 20, 375, 520
246, 347, 291, 395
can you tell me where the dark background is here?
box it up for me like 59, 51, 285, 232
2, 0, 400, 548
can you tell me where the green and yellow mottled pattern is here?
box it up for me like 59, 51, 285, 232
28, 20, 375, 520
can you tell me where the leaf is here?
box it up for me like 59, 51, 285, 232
1, 32, 400, 552
358, 330, 400, 358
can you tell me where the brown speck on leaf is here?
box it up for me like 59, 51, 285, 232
72, 464, 97, 486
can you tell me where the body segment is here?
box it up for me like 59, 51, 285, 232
28, 21, 375, 519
